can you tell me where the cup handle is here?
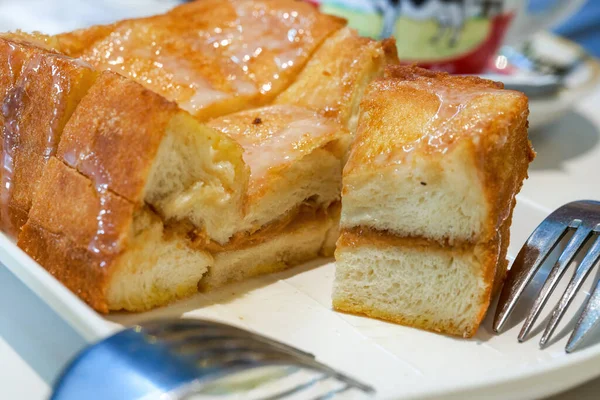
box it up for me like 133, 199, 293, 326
504, 0, 587, 44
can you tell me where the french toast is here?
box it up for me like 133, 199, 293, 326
1, 1, 392, 312
17, 68, 248, 312
333, 65, 534, 337
2, 2, 533, 326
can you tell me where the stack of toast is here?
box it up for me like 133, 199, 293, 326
333, 66, 534, 337
0, 0, 533, 337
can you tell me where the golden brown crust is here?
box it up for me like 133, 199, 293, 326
55, 0, 346, 120
18, 158, 136, 312
20, 221, 112, 312
0, 37, 97, 234
0, 31, 62, 52
57, 71, 177, 203
381, 38, 400, 66
24, 157, 135, 255
346, 65, 510, 173
55, 24, 116, 55
479, 106, 535, 247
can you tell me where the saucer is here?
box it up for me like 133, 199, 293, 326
481, 32, 600, 132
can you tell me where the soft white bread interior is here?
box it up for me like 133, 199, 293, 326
56, 71, 249, 245
342, 141, 489, 245
200, 209, 333, 290
333, 66, 534, 338
333, 228, 509, 338
105, 210, 213, 311
144, 112, 249, 244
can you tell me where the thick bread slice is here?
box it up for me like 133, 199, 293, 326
334, 65, 532, 337
19, 158, 212, 312
342, 65, 534, 245
55, 0, 346, 120
208, 104, 347, 236
332, 227, 506, 338
0, 37, 97, 234
56, 71, 249, 244
275, 27, 395, 132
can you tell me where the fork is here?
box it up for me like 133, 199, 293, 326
493, 200, 600, 352
51, 318, 374, 400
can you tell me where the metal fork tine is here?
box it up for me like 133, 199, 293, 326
518, 223, 591, 341
539, 234, 600, 348
566, 276, 600, 353
493, 220, 568, 333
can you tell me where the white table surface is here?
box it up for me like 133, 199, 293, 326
0, 2, 600, 398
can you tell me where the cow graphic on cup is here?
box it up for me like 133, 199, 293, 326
315, 0, 581, 73
376, 1, 504, 47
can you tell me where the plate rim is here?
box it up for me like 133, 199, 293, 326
4, 196, 600, 399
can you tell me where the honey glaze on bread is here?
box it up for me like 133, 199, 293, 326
0, 2, 403, 313
342, 65, 533, 245
55, 0, 346, 120
334, 65, 534, 337
0, 38, 97, 234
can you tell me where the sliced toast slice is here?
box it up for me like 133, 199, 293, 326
19, 157, 213, 312
341, 65, 534, 245
56, 71, 249, 244
0, 37, 97, 234
55, 0, 346, 120
333, 66, 534, 337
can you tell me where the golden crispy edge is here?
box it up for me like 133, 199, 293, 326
479, 107, 535, 244
384, 64, 503, 88
0, 37, 98, 233
18, 157, 136, 313
57, 71, 177, 203
275, 27, 387, 127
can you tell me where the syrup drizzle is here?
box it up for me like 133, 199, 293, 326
44, 61, 67, 160
78, 0, 321, 114
213, 105, 340, 194
0, 44, 92, 235
375, 82, 505, 166
63, 147, 115, 260
0, 50, 42, 234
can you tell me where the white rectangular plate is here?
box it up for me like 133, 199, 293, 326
4, 195, 600, 400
